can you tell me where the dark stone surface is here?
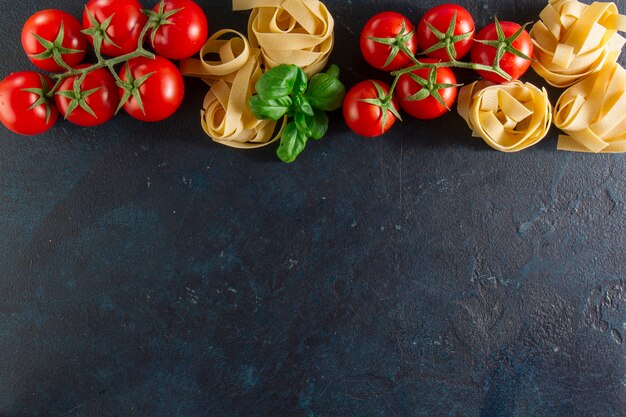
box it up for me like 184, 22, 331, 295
1, 0, 625, 416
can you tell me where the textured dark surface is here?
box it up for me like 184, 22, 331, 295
1, 0, 625, 416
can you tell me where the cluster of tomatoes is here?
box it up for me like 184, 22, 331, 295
343, 4, 534, 137
0, 0, 208, 136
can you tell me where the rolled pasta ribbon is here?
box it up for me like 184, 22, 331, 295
232, 0, 334, 77
457, 81, 552, 152
180, 29, 284, 149
530, 0, 626, 88
554, 60, 626, 153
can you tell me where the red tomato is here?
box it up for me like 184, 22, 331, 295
417, 4, 475, 61
148, 0, 208, 60
343, 80, 399, 137
471, 21, 533, 83
117, 56, 184, 122
0, 71, 58, 135
360, 12, 417, 71
82, 0, 148, 57
396, 59, 458, 120
21, 10, 87, 72
54, 66, 119, 127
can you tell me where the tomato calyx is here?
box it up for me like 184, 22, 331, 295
359, 80, 402, 135
143, 0, 185, 46
421, 11, 473, 60
404, 66, 461, 110
55, 74, 101, 119
474, 18, 533, 68
81, 7, 120, 58
367, 19, 415, 69
29, 21, 85, 71
21, 74, 55, 124
115, 64, 155, 115
55, 72, 100, 119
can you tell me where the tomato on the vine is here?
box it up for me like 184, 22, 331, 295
396, 59, 458, 120
54, 66, 119, 127
21, 10, 87, 72
417, 4, 475, 61
343, 80, 400, 137
360, 12, 417, 71
147, 0, 208, 60
0, 72, 58, 135
82, 0, 148, 57
471, 20, 533, 83
117, 56, 184, 122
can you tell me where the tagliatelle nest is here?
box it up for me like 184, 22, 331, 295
180, 30, 285, 149
530, 0, 626, 88
554, 60, 626, 153
457, 81, 553, 152
233, 0, 334, 77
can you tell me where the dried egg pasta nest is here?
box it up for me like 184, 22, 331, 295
233, 0, 334, 77
458, 81, 553, 152
554, 60, 626, 153
180, 29, 285, 149
530, 0, 626, 88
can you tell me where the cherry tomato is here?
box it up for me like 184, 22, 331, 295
148, 0, 208, 60
0, 72, 58, 135
82, 0, 148, 57
117, 56, 184, 122
396, 59, 458, 120
21, 10, 87, 72
343, 80, 399, 137
360, 12, 417, 71
417, 4, 475, 61
54, 66, 119, 127
471, 21, 533, 83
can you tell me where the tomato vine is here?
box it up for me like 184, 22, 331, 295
43, 0, 180, 117
361, 13, 532, 135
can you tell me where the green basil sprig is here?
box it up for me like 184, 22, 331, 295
248, 64, 346, 163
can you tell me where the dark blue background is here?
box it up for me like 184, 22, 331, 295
1, 0, 625, 416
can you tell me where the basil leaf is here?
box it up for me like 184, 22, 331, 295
255, 64, 307, 100
298, 97, 315, 117
277, 122, 308, 163
293, 66, 308, 97
309, 110, 329, 140
248, 95, 292, 120
325, 64, 340, 79
305, 70, 346, 111
295, 109, 328, 140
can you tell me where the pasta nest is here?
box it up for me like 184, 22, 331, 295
457, 81, 553, 152
554, 60, 626, 153
530, 0, 626, 88
233, 0, 335, 77
181, 30, 285, 149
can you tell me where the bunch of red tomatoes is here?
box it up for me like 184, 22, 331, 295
0, 0, 208, 135
343, 4, 534, 137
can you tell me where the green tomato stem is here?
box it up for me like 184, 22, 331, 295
391, 59, 509, 79
107, 63, 125, 85
386, 73, 401, 102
